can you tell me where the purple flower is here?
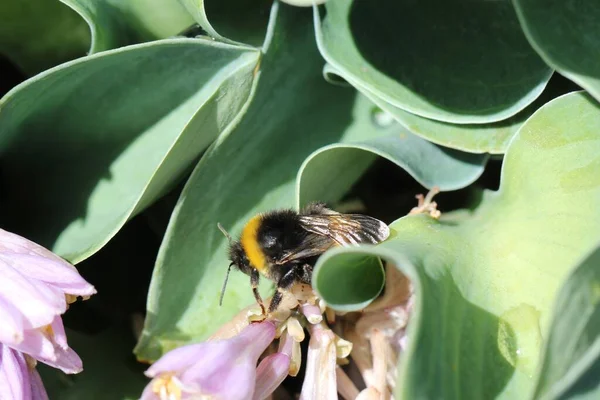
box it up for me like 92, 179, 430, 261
0, 228, 96, 373
0, 344, 48, 400
142, 321, 290, 400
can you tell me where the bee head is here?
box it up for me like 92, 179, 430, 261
228, 241, 252, 276
217, 222, 252, 307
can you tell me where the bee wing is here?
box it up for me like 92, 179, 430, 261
275, 214, 389, 265
299, 214, 390, 245
276, 234, 337, 264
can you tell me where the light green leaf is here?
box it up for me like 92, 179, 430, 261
513, 0, 600, 103
61, 0, 194, 53
533, 245, 600, 400
315, 0, 552, 124
313, 247, 385, 311
355, 76, 556, 155
313, 91, 600, 399
38, 327, 147, 400
135, 3, 414, 361
0, 0, 90, 75
298, 97, 488, 206
0, 39, 259, 263
178, 0, 272, 47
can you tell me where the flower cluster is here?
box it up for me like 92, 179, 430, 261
0, 228, 96, 399
141, 269, 414, 400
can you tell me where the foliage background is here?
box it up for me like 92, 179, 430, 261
0, 0, 599, 399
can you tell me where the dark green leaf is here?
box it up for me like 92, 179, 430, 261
315, 0, 552, 123
513, 0, 600, 103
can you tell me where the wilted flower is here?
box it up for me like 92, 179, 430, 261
299, 323, 338, 400
142, 320, 290, 400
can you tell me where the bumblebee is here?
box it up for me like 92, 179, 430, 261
218, 202, 390, 314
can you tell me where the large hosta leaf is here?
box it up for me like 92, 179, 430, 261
179, 0, 272, 47
315, 0, 552, 124
313, 91, 600, 399
298, 99, 488, 207
62, 0, 194, 53
532, 245, 600, 400
0, 0, 90, 75
513, 0, 600, 103
0, 39, 259, 263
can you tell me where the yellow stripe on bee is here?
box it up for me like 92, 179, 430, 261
241, 215, 268, 274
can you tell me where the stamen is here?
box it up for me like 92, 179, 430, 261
152, 374, 182, 400
24, 355, 37, 370
287, 317, 305, 342
65, 294, 78, 304
40, 324, 54, 338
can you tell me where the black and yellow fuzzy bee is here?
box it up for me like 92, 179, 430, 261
218, 202, 390, 314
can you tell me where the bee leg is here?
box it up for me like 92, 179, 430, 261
299, 264, 313, 285
268, 267, 299, 313
251, 269, 266, 315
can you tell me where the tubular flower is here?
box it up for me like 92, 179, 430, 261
0, 340, 49, 400
142, 321, 290, 400
0, 228, 96, 373
141, 254, 415, 400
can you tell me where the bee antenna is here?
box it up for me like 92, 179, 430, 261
217, 222, 233, 243
219, 262, 234, 306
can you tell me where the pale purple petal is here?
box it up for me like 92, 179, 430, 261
9, 330, 56, 363
0, 296, 25, 345
4, 254, 95, 297
144, 321, 276, 400
12, 317, 82, 374
145, 341, 226, 377
195, 360, 257, 400
300, 304, 323, 324
37, 346, 82, 374
0, 345, 31, 400
0, 259, 65, 329
29, 368, 49, 400
49, 316, 68, 350
253, 353, 290, 400
0, 229, 68, 265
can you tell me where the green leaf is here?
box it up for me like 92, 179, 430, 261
354, 76, 555, 155
298, 98, 488, 207
62, 0, 194, 53
313, 91, 600, 399
135, 3, 409, 361
513, 0, 600, 103
38, 327, 147, 400
0, 0, 90, 75
533, 245, 600, 400
315, 0, 552, 124
313, 247, 385, 311
178, 0, 272, 47
0, 39, 259, 263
